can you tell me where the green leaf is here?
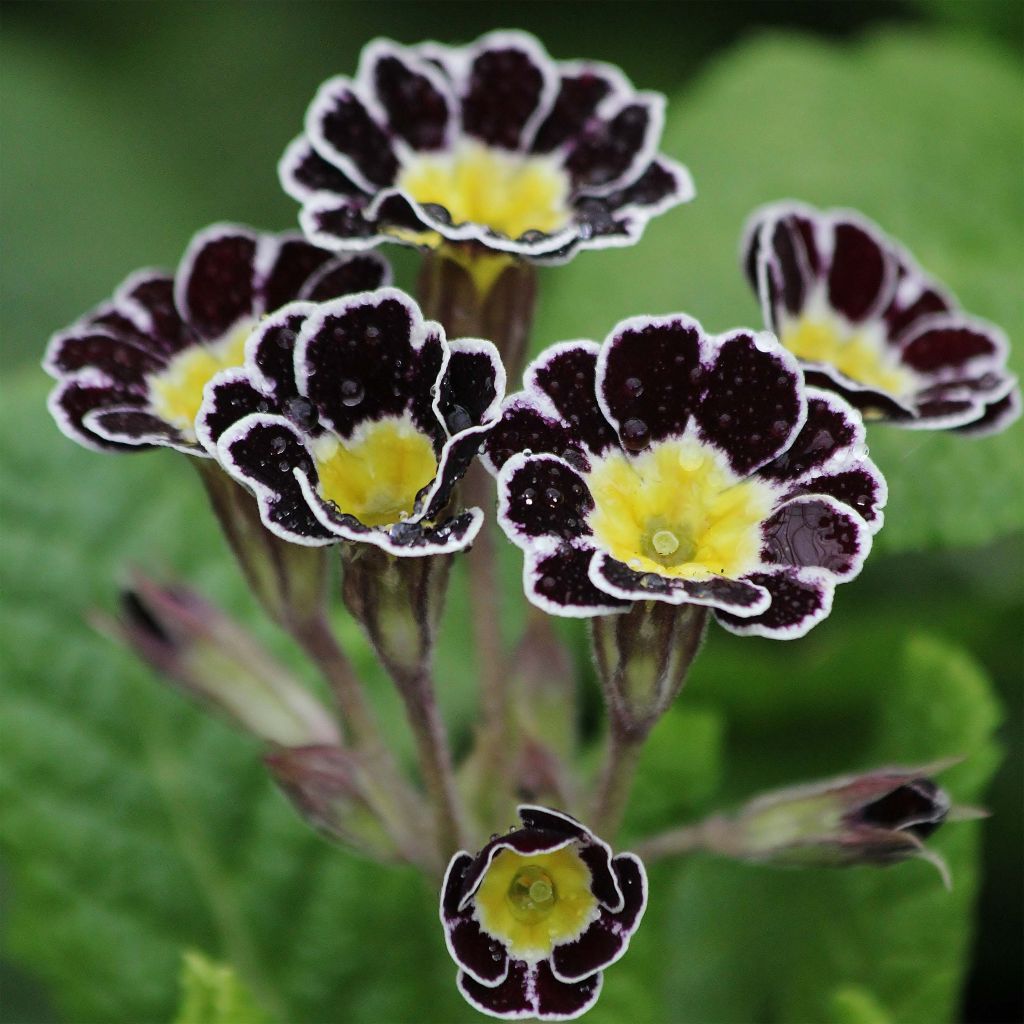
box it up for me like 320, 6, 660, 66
174, 951, 272, 1024
537, 31, 1024, 553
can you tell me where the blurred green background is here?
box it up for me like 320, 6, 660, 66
2, 3, 1022, 1022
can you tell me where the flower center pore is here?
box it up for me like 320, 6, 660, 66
149, 321, 253, 440
586, 438, 775, 581
781, 314, 915, 397
396, 141, 572, 240
506, 865, 557, 924
312, 415, 437, 528
473, 846, 598, 962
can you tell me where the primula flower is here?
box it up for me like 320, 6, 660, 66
742, 201, 1020, 434
44, 223, 389, 454
198, 288, 504, 556
280, 31, 693, 265
441, 806, 646, 1020
485, 314, 885, 638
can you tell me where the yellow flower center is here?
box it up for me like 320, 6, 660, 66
311, 415, 437, 527
781, 313, 915, 397
585, 438, 775, 581
149, 322, 253, 440
396, 141, 572, 241
474, 846, 598, 962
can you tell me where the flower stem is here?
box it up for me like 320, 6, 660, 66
631, 817, 729, 863
289, 614, 433, 869
590, 602, 709, 838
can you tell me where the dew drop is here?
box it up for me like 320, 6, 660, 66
541, 575, 556, 590
545, 487, 562, 508
277, 460, 290, 473
284, 396, 316, 429
771, 419, 790, 437
340, 379, 364, 407
446, 404, 472, 433
620, 417, 649, 452
718, 412, 733, 428
640, 573, 661, 588
624, 376, 644, 398
522, 487, 536, 507
269, 436, 287, 455
365, 325, 380, 341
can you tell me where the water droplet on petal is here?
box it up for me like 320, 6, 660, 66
545, 487, 562, 508
621, 417, 650, 452
340, 379, 364, 407
624, 376, 644, 398
269, 436, 287, 455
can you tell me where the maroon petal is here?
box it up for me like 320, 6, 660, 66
784, 465, 886, 532
826, 216, 896, 323
217, 415, 336, 544
566, 95, 662, 193
601, 157, 693, 214
247, 306, 313, 405
694, 329, 804, 476
279, 135, 367, 203
526, 342, 618, 459
484, 398, 582, 475
499, 454, 594, 543
458, 960, 602, 1021
551, 853, 647, 981
45, 330, 164, 389
761, 389, 865, 484
299, 194, 383, 250
85, 407, 188, 450
176, 225, 259, 341
361, 41, 453, 151
48, 376, 150, 452
196, 368, 275, 452
598, 314, 704, 447
299, 252, 391, 303
531, 64, 625, 154
898, 318, 1006, 376
592, 554, 771, 616
526, 541, 628, 618
760, 496, 870, 581
305, 78, 398, 189
447, 916, 509, 987
118, 272, 191, 356
438, 339, 505, 434
955, 385, 1021, 437
517, 806, 593, 842
259, 237, 333, 313
882, 254, 956, 340
459, 33, 555, 150
715, 567, 835, 640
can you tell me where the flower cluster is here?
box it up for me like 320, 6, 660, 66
45, 224, 390, 454
743, 201, 1020, 434
441, 807, 646, 1020
41, 27, 1012, 1024
199, 288, 504, 555
485, 315, 883, 638
281, 32, 693, 263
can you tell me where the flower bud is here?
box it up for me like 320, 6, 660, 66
713, 760, 979, 887
101, 572, 340, 748
265, 745, 398, 862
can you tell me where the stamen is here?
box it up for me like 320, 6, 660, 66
652, 529, 680, 557
506, 864, 557, 923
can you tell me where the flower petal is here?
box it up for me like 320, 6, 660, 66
597, 313, 705, 446
526, 342, 618, 459
517, 805, 593, 841
458, 961, 602, 1022
360, 40, 454, 151
217, 414, 336, 545
955, 385, 1021, 437
196, 368, 274, 452
116, 271, 191, 356
525, 541, 628, 618
305, 78, 398, 190
784, 465, 887, 533
551, 853, 647, 982
590, 554, 771, 616
246, 305, 315, 404
259, 236, 334, 313
760, 389, 865, 484
457, 32, 557, 150
299, 193, 386, 251
295, 289, 445, 444
279, 135, 366, 203
567, 94, 664, 194
484, 398, 585, 475
45, 329, 164, 389
175, 224, 259, 341
47, 375, 149, 452
826, 215, 897, 323
898, 317, 1007, 377
694, 328, 805, 476
448, 916, 510, 988
499, 454, 594, 543
716, 567, 836, 640
882, 252, 956, 340
84, 407, 189, 451
531, 63, 627, 153
299, 251, 391, 303
760, 496, 871, 582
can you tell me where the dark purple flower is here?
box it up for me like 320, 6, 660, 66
281, 32, 693, 265
44, 223, 390, 454
742, 201, 1020, 435
441, 806, 647, 1020
198, 288, 504, 557
485, 314, 885, 638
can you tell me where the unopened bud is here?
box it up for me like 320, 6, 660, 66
266, 745, 397, 861
100, 572, 340, 748
719, 760, 980, 887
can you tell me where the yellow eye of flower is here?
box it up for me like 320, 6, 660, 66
312, 415, 437, 527
781, 313, 915, 397
474, 846, 598, 961
397, 141, 572, 241
149, 321, 253, 439
586, 438, 775, 580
